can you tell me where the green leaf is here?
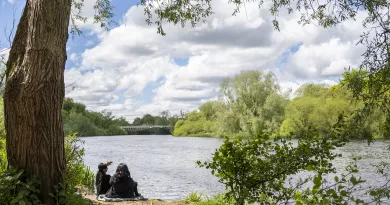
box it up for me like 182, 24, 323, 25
313, 175, 322, 189
59, 190, 66, 196
10, 199, 19, 204
338, 185, 345, 191
19, 189, 30, 195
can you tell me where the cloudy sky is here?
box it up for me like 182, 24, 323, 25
0, 0, 367, 122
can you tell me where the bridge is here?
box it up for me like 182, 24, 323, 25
120, 125, 171, 131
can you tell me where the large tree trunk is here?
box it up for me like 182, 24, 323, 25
4, 0, 71, 203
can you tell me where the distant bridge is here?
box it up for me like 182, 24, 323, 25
120, 125, 171, 131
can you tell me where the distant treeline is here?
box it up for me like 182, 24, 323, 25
173, 70, 390, 139
129, 112, 183, 135
62, 98, 129, 136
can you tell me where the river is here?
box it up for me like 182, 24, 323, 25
82, 135, 390, 201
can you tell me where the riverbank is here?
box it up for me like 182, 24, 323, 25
175, 133, 390, 140
174, 133, 215, 138
172, 132, 251, 138
85, 195, 186, 205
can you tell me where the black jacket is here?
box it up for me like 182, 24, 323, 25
95, 172, 111, 195
105, 174, 135, 198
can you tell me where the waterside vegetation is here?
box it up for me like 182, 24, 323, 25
174, 70, 388, 139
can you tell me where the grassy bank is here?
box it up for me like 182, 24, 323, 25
173, 132, 252, 139
173, 133, 215, 138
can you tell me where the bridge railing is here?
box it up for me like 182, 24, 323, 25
120, 125, 171, 131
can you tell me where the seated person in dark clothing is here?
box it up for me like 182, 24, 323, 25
105, 163, 141, 198
122, 163, 141, 197
95, 161, 113, 196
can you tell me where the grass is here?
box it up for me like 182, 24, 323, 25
180, 193, 235, 205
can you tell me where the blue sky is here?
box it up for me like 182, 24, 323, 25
0, 0, 366, 122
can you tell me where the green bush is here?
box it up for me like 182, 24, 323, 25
51, 133, 94, 205
197, 117, 351, 205
197, 114, 390, 205
63, 133, 95, 194
0, 169, 41, 205
173, 114, 217, 137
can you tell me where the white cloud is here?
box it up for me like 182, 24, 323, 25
0, 48, 9, 63
283, 38, 364, 78
85, 40, 94, 46
279, 79, 339, 99
69, 53, 78, 62
65, 0, 368, 122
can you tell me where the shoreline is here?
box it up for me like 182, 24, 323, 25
79, 134, 390, 141
85, 195, 186, 205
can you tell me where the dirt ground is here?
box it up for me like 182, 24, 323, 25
84, 195, 187, 205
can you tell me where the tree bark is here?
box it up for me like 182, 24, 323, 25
4, 0, 71, 203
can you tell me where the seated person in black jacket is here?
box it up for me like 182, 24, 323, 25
95, 161, 113, 196
105, 163, 141, 198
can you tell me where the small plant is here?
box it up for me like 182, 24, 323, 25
184, 192, 203, 203
0, 139, 7, 172
0, 168, 42, 205
50, 133, 95, 205
50, 183, 92, 205
63, 133, 95, 194
184, 194, 235, 205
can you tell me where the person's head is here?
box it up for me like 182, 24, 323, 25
113, 163, 130, 183
115, 163, 130, 177
121, 163, 131, 176
98, 163, 108, 174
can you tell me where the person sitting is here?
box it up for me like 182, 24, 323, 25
122, 163, 141, 197
95, 161, 113, 197
105, 163, 141, 198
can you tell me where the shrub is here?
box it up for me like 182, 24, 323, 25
0, 169, 41, 205
63, 133, 94, 194
197, 116, 352, 205
197, 115, 390, 204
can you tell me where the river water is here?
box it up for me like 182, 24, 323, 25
82, 135, 390, 201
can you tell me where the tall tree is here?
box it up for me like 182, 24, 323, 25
4, 0, 71, 202
3, 0, 114, 202
219, 70, 287, 135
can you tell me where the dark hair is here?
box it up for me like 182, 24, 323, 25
113, 163, 130, 183
98, 163, 108, 173
120, 163, 131, 177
